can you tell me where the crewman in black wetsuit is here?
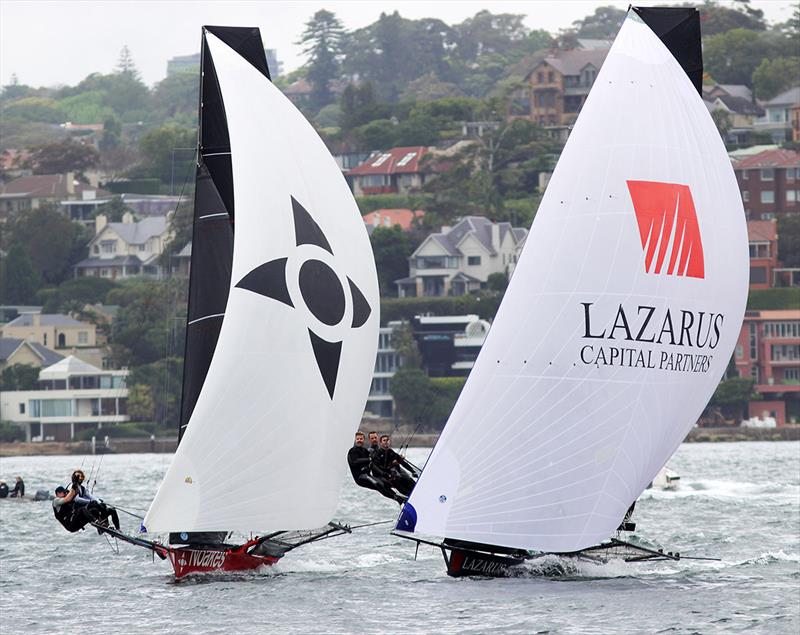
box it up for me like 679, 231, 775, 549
10, 476, 24, 498
367, 431, 380, 458
347, 432, 405, 504
371, 435, 417, 497
0, 481, 8, 498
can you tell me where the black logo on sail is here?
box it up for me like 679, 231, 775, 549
234, 196, 371, 398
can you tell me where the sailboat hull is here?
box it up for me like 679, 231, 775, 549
445, 546, 525, 578
168, 546, 281, 578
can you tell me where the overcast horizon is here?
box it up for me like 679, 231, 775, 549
1, 0, 795, 89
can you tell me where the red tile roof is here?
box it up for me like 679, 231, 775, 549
348, 147, 427, 176
363, 208, 424, 230
734, 149, 799, 170
747, 219, 777, 242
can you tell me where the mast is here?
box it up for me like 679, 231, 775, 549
178, 27, 270, 441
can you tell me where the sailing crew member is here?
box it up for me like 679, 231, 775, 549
368, 431, 380, 457
65, 469, 121, 530
348, 432, 406, 504
0, 481, 8, 498
371, 435, 416, 497
10, 476, 24, 498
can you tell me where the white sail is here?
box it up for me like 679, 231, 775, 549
404, 14, 748, 553
145, 33, 379, 533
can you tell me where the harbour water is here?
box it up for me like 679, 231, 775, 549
1, 441, 798, 634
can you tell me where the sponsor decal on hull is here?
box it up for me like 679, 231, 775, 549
169, 548, 278, 578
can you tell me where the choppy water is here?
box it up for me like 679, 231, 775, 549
1, 442, 798, 634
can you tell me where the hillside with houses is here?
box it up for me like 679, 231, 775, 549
1, 2, 798, 445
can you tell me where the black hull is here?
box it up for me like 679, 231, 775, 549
445, 546, 526, 577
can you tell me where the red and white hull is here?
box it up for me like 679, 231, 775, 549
168, 545, 281, 578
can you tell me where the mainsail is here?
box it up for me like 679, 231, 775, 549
145, 28, 379, 533
402, 9, 748, 554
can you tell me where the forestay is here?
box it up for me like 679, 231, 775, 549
145, 32, 379, 533
404, 13, 748, 553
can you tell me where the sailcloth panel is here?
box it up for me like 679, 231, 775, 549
145, 32, 379, 533
406, 14, 748, 553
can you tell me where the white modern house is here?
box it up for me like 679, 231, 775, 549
73, 212, 173, 279
0, 356, 129, 442
754, 86, 800, 144
396, 216, 528, 297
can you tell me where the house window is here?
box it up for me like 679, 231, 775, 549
468, 256, 481, 266
749, 243, 770, 258
547, 72, 554, 82
741, 170, 748, 180
78, 331, 88, 344
760, 168, 774, 181
138, 244, 146, 251
761, 191, 774, 204
785, 368, 800, 382
749, 323, 758, 359
43, 333, 47, 346
93, 245, 100, 254
58, 333, 66, 347
787, 190, 797, 202
735, 345, 743, 359
100, 268, 109, 277
19, 403, 25, 414
537, 72, 544, 83
100, 240, 117, 253
750, 266, 767, 284
788, 168, 796, 182
742, 191, 749, 202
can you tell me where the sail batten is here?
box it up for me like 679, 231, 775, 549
403, 10, 747, 553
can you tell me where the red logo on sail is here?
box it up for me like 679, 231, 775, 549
627, 180, 704, 279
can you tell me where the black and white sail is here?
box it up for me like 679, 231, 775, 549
145, 27, 379, 533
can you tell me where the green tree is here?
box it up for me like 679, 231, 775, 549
27, 139, 99, 175
752, 57, 800, 100
150, 71, 199, 125
699, 0, 766, 36
339, 81, 391, 131
703, 29, 775, 86
95, 195, 133, 222
709, 377, 755, 421
487, 271, 508, 292
5, 205, 90, 286
37, 277, 119, 313
136, 124, 196, 186
1, 97, 63, 123
0, 243, 42, 303
571, 6, 626, 39
299, 10, 345, 111
0, 364, 40, 391
128, 357, 183, 428
99, 116, 122, 151
127, 384, 156, 422
370, 225, 417, 297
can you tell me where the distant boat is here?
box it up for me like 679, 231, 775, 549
648, 466, 681, 491
99, 25, 379, 578
394, 6, 747, 577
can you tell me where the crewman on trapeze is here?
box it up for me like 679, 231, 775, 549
347, 431, 408, 504
52, 469, 120, 533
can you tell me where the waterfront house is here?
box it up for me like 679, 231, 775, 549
73, 212, 173, 279
0, 355, 129, 442
734, 310, 800, 426
733, 148, 800, 221
396, 216, 527, 297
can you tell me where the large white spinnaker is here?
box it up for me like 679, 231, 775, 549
145, 32, 379, 533
403, 13, 748, 553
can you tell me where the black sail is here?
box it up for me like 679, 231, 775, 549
632, 6, 703, 96
178, 27, 271, 440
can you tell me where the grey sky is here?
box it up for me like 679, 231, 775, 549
1, 0, 795, 88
